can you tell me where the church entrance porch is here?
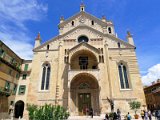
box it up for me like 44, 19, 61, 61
69, 73, 100, 116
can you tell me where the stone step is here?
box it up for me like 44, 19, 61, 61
68, 116, 103, 120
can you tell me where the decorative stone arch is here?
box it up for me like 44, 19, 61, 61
69, 73, 100, 115
69, 44, 99, 64
68, 70, 100, 87
70, 73, 99, 89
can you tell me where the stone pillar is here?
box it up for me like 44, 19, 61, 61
102, 37, 113, 114
55, 41, 63, 105
68, 88, 71, 113
104, 38, 112, 98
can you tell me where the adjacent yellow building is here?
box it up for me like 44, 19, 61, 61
0, 40, 22, 118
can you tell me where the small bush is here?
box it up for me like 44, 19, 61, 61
128, 101, 141, 115
109, 112, 114, 118
27, 104, 69, 120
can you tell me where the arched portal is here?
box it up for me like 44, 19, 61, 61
14, 100, 24, 118
70, 73, 100, 116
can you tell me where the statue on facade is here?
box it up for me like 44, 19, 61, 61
107, 97, 114, 112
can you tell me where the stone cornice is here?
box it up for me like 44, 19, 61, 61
33, 25, 135, 51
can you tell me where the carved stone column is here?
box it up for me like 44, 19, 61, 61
104, 38, 112, 98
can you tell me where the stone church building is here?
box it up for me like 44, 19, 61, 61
15, 4, 146, 118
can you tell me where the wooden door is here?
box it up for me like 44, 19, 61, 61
78, 93, 91, 115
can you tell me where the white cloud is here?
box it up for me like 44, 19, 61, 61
0, 0, 48, 59
0, 0, 47, 28
142, 64, 160, 85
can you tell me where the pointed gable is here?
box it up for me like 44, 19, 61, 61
69, 42, 99, 54
69, 42, 100, 61
58, 11, 113, 34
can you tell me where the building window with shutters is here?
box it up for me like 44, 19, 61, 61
41, 63, 51, 90
118, 63, 130, 89
13, 84, 17, 95
4, 81, 10, 92
16, 73, 19, 80
18, 85, 26, 95
0, 48, 5, 58
24, 64, 28, 71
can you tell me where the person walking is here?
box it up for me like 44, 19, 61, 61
144, 110, 149, 120
127, 112, 131, 120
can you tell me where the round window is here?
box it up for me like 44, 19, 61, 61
78, 36, 89, 43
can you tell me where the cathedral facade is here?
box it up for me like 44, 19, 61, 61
16, 4, 146, 117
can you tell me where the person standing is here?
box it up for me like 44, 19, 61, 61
105, 113, 109, 120
117, 109, 121, 120
148, 110, 152, 120
157, 110, 160, 120
89, 107, 93, 118
86, 107, 89, 116
113, 112, 118, 120
155, 110, 158, 120
141, 110, 145, 119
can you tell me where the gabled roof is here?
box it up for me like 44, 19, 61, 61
69, 41, 100, 54
59, 11, 113, 28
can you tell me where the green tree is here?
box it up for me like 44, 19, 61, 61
128, 101, 141, 115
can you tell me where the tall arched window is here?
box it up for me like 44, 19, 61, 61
41, 63, 51, 90
118, 63, 130, 89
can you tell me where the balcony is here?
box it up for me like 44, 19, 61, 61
152, 87, 160, 94
68, 69, 100, 81
0, 86, 12, 97
21, 68, 32, 74
0, 55, 21, 72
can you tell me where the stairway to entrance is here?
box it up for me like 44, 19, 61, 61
68, 116, 104, 120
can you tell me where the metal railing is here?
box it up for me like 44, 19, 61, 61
0, 86, 12, 96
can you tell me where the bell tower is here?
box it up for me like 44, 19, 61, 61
34, 32, 41, 48
80, 2, 85, 12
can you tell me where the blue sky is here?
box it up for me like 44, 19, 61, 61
0, 0, 160, 85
